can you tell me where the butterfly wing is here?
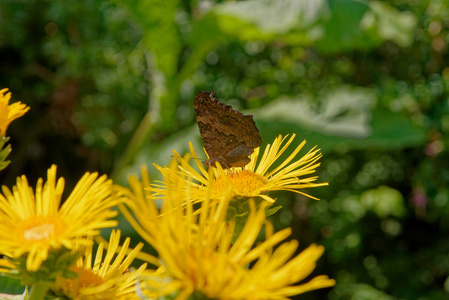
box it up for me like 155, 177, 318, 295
194, 91, 262, 168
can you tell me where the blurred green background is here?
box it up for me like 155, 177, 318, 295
1, 0, 449, 299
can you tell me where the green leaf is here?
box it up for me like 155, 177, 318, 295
317, 0, 370, 52
0, 274, 25, 295
192, 0, 326, 44
0, 141, 12, 171
253, 87, 426, 153
255, 86, 375, 139
0, 144, 11, 161
366, 1, 417, 47
316, 0, 416, 52
0, 137, 10, 149
362, 108, 426, 149
215, 0, 325, 34
212, 0, 325, 42
265, 205, 282, 217
191, 0, 415, 51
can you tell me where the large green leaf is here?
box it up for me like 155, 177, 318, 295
190, 0, 325, 45
253, 88, 426, 153
254, 87, 375, 139
189, 0, 416, 50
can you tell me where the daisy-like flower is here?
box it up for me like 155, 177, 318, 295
0, 88, 29, 136
49, 230, 147, 300
152, 134, 327, 204
0, 165, 121, 273
122, 163, 335, 300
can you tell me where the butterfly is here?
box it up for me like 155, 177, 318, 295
194, 91, 262, 169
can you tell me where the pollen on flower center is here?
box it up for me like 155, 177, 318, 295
215, 170, 267, 196
24, 223, 54, 241
19, 216, 66, 243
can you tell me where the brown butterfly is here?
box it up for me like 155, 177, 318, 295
194, 91, 262, 169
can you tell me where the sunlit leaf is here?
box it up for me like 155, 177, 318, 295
365, 1, 417, 47
190, 0, 415, 51
254, 87, 375, 138
212, 0, 325, 41
253, 87, 426, 153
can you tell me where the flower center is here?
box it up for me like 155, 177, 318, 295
214, 170, 267, 196
56, 267, 105, 297
19, 216, 66, 244
77, 268, 104, 287
24, 223, 54, 241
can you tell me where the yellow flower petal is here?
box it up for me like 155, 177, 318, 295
0, 89, 29, 136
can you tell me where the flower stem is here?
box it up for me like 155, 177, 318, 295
27, 282, 50, 300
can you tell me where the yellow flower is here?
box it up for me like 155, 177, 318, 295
0, 88, 29, 136
0, 165, 121, 272
122, 164, 335, 300
152, 134, 327, 204
50, 230, 146, 300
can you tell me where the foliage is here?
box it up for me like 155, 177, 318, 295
1, 0, 449, 299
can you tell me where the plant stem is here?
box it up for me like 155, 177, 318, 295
27, 282, 50, 300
